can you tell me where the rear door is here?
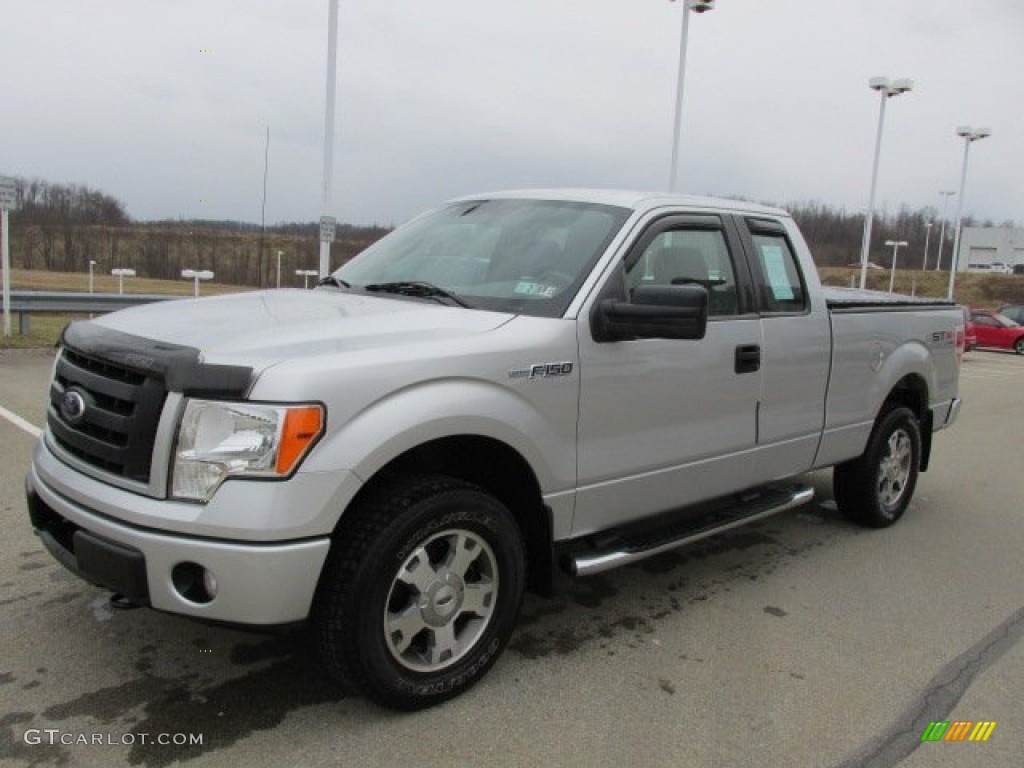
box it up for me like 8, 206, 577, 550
733, 216, 831, 483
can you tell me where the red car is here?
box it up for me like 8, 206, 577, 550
961, 306, 977, 353
970, 309, 1024, 354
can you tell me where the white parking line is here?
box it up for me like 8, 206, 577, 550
0, 404, 42, 438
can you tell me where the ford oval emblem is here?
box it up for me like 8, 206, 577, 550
60, 389, 88, 425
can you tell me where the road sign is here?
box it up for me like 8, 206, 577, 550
319, 216, 336, 243
0, 177, 17, 210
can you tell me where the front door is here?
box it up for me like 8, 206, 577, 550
573, 214, 763, 536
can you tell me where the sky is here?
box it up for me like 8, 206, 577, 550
2, 0, 1022, 228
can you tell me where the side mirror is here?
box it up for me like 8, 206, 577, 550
594, 284, 708, 342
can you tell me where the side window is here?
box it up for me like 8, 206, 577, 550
750, 232, 806, 313
625, 228, 739, 316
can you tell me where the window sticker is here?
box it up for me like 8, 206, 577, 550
760, 245, 794, 301
513, 281, 558, 298
514, 281, 540, 295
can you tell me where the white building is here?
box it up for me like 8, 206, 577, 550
958, 226, 1024, 274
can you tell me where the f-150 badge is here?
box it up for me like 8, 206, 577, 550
509, 362, 574, 380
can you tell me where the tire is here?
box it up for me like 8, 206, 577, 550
1014, 337, 1024, 355
833, 406, 921, 528
312, 474, 525, 710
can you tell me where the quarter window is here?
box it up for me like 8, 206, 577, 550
750, 233, 806, 313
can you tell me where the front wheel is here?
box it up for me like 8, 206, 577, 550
1014, 337, 1024, 355
834, 406, 921, 528
312, 474, 525, 710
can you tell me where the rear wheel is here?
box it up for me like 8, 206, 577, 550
312, 474, 525, 710
1014, 337, 1024, 355
834, 406, 921, 528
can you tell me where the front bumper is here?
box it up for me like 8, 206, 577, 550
26, 460, 332, 625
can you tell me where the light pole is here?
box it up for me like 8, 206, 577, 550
885, 240, 908, 293
182, 269, 214, 297
319, 0, 340, 278
110, 268, 135, 294
947, 126, 992, 300
858, 76, 913, 290
88, 260, 97, 293
668, 0, 715, 193
296, 269, 319, 289
934, 190, 956, 270
276, 250, 283, 289
921, 223, 932, 271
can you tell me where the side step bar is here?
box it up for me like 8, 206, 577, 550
567, 484, 814, 577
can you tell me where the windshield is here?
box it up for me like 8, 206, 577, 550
334, 199, 631, 317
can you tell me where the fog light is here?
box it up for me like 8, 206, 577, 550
171, 562, 216, 604
202, 569, 219, 599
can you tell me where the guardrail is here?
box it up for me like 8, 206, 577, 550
1, 291, 183, 335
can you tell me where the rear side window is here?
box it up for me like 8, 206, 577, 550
749, 231, 806, 313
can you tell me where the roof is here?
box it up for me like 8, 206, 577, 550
450, 188, 790, 218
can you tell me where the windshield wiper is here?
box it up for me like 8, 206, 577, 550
363, 281, 472, 308
317, 275, 351, 289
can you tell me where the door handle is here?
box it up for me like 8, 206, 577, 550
735, 344, 761, 374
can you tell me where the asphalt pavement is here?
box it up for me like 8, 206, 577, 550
1, 348, 1022, 768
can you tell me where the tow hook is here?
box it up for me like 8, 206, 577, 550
109, 592, 143, 610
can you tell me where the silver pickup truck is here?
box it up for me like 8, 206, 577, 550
26, 190, 963, 709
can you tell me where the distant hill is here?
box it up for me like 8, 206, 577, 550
2, 175, 389, 287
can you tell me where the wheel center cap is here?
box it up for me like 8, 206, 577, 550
420, 572, 465, 626
433, 585, 457, 613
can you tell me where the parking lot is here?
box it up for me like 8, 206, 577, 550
1, 348, 1022, 767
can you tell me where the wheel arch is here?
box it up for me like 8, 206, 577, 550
881, 373, 933, 471
336, 435, 554, 595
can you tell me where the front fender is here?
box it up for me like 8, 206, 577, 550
301, 377, 577, 497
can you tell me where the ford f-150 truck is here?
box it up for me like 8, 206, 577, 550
26, 190, 963, 709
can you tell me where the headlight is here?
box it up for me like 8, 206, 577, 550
171, 400, 324, 502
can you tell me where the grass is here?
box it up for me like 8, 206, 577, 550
4, 266, 1023, 349
0, 315, 74, 350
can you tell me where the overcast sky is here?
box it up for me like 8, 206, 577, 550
2, 0, 1022, 228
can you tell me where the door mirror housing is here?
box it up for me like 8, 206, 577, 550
594, 284, 708, 342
